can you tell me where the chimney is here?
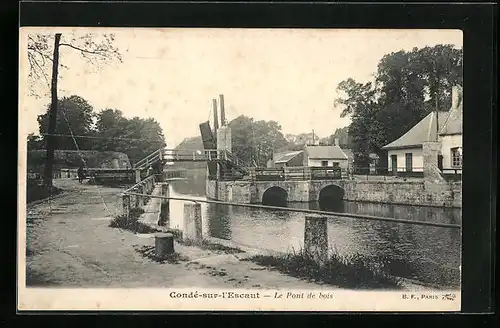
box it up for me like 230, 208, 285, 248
219, 94, 226, 126
451, 85, 463, 109
334, 138, 339, 146
212, 98, 219, 132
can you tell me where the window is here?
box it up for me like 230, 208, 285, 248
405, 153, 413, 172
451, 147, 462, 168
321, 160, 328, 167
332, 162, 340, 167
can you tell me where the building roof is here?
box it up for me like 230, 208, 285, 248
303, 145, 348, 160
439, 100, 463, 136
274, 150, 303, 163
382, 111, 451, 150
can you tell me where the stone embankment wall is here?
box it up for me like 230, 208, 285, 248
342, 180, 461, 208
207, 179, 462, 209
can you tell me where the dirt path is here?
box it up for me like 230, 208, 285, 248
25, 179, 328, 289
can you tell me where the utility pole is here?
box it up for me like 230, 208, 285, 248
43, 33, 62, 188
312, 129, 315, 146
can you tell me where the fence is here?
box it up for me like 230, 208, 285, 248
121, 174, 158, 217
442, 168, 462, 182
27, 170, 62, 180
252, 166, 343, 181
351, 166, 462, 181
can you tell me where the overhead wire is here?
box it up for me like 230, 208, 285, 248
40, 133, 165, 143
59, 107, 118, 219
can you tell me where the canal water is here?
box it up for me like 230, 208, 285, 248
167, 168, 461, 288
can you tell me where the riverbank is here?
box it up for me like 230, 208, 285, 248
24, 179, 338, 289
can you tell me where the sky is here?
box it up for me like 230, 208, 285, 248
19, 28, 462, 148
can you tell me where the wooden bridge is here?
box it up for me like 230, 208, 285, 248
84, 148, 251, 183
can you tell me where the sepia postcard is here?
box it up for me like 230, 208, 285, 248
18, 27, 463, 312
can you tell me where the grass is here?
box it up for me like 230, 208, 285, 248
178, 238, 244, 254
248, 247, 403, 290
108, 208, 161, 234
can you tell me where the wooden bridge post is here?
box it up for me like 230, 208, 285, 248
304, 167, 312, 180
304, 216, 329, 265
134, 187, 140, 208
147, 177, 153, 194
183, 203, 203, 242
135, 169, 141, 183
284, 166, 290, 180
249, 167, 256, 181
138, 184, 145, 206
122, 193, 131, 218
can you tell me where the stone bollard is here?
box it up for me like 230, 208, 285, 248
183, 203, 203, 242
155, 233, 175, 259
304, 216, 329, 265
159, 183, 170, 226
122, 194, 131, 218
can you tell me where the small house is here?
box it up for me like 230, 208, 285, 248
382, 85, 462, 176
382, 110, 450, 174
303, 144, 349, 169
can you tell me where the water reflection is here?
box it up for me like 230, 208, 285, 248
167, 169, 461, 287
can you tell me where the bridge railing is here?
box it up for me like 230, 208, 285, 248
121, 174, 158, 217
134, 148, 162, 169
251, 166, 344, 181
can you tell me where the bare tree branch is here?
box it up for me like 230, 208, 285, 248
59, 43, 109, 57
28, 52, 50, 87
27, 32, 122, 97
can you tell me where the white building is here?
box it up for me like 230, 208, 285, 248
303, 144, 349, 169
438, 86, 463, 174
382, 85, 463, 175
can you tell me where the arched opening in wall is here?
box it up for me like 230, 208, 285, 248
262, 187, 288, 207
318, 185, 345, 211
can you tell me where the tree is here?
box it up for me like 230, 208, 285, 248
92, 110, 166, 164
334, 44, 463, 170
92, 108, 129, 152
335, 78, 379, 168
27, 133, 44, 151
27, 32, 122, 187
228, 115, 289, 167
37, 95, 96, 150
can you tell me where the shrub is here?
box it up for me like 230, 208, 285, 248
109, 208, 160, 234
249, 247, 403, 290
